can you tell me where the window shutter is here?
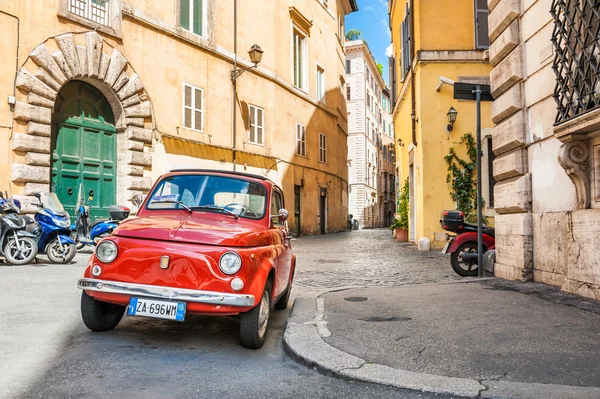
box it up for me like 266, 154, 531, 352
180, 0, 190, 31
249, 106, 255, 142
184, 85, 192, 128
257, 108, 263, 144
475, 0, 490, 49
389, 56, 396, 106
193, 0, 203, 35
194, 88, 202, 130
346, 60, 351, 73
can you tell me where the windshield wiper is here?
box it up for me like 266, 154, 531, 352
191, 205, 239, 219
149, 199, 191, 213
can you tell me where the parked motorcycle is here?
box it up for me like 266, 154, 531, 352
71, 185, 131, 249
32, 192, 77, 263
440, 210, 495, 277
0, 189, 38, 265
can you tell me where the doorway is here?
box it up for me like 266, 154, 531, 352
294, 185, 301, 237
319, 188, 327, 234
51, 81, 117, 220
409, 163, 416, 242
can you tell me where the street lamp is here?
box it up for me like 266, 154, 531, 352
231, 44, 263, 81
446, 106, 458, 132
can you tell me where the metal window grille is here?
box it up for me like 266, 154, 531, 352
551, 0, 600, 124
69, 0, 109, 26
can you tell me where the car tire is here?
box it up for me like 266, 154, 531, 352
80, 291, 125, 332
274, 272, 294, 310
450, 241, 486, 277
240, 280, 272, 349
46, 237, 76, 264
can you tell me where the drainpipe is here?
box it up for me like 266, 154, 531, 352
0, 10, 20, 138
409, 0, 416, 146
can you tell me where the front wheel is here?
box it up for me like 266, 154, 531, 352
275, 272, 294, 310
240, 280, 272, 349
81, 291, 125, 332
3, 236, 37, 265
46, 237, 76, 264
450, 241, 487, 277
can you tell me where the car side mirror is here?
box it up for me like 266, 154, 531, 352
278, 209, 289, 223
132, 194, 145, 207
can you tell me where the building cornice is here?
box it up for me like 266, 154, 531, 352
416, 50, 490, 63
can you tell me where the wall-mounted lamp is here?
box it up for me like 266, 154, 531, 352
397, 138, 404, 147
446, 106, 458, 132
231, 44, 264, 81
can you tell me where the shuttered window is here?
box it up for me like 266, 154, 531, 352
293, 28, 307, 90
401, 5, 411, 79
180, 0, 205, 37
248, 105, 264, 145
475, 0, 490, 49
296, 123, 306, 156
183, 83, 203, 132
319, 134, 327, 163
317, 66, 326, 102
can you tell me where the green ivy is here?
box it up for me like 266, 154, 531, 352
390, 178, 409, 231
444, 133, 487, 224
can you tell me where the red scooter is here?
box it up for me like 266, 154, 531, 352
440, 210, 495, 277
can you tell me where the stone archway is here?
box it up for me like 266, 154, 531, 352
11, 31, 153, 210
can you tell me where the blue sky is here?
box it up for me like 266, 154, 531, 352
346, 0, 392, 86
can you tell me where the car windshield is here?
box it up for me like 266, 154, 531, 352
42, 192, 66, 213
147, 175, 267, 219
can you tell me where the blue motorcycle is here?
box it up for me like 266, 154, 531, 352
32, 192, 77, 263
72, 193, 130, 249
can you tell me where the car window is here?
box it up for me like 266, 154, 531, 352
270, 190, 283, 226
147, 175, 267, 219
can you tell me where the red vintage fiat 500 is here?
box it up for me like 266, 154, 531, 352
77, 169, 295, 349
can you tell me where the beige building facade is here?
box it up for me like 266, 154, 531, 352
0, 0, 357, 235
488, 0, 600, 298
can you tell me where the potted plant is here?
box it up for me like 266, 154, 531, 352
390, 178, 409, 242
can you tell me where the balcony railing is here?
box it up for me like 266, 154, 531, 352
551, 0, 600, 124
69, 0, 109, 26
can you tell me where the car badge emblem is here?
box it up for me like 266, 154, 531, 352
160, 255, 170, 269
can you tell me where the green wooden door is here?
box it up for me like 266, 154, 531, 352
51, 81, 117, 221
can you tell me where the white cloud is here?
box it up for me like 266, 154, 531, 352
378, 0, 388, 7
381, 19, 391, 39
364, 6, 375, 12
385, 43, 393, 57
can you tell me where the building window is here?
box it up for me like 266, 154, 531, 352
248, 105, 264, 145
296, 123, 306, 156
347, 85, 351, 100
475, 0, 490, 49
319, 134, 327, 163
339, 75, 345, 93
68, 0, 110, 26
293, 28, 308, 90
180, 0, 205, 37
317, 66, 326, 102
346, 60, 351, 73
401, 4, 412, 79
367, 95, 371, 109
182, 83, 203, 132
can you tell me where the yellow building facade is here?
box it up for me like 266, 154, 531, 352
0, 0, 357, 235
389, 0, 494, 249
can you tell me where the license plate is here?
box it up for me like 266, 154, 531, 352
442, 241, 451, 255
127, 297, 186, 321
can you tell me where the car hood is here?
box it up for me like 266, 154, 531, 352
114, 214, 271, 247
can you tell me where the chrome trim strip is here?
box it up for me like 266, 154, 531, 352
78, 278, 255, 307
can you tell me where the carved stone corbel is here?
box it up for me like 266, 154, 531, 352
558, 140, 591, 209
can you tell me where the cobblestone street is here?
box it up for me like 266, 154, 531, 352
292, 229, 462, 297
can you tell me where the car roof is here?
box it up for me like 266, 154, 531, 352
168, 169, 274, 186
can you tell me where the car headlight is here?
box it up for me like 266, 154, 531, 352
96, 241, 118, 263
219, 252, 242, 275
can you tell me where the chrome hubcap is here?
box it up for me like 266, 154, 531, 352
258, 291, 269, 338
8, 239, 34, 260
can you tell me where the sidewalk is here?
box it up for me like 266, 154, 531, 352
284, 279, 600, 399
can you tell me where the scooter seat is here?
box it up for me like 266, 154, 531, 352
92, 218, 110, 228
463, 223, 495, 238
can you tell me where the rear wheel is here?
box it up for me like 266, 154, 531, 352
46, 237, 76, 263
240, 280, 272, 349
450, 241, 487, 277
3, 236, 37, 265
80, 291, 125, 332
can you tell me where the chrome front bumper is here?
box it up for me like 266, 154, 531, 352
78, 278, 255, 307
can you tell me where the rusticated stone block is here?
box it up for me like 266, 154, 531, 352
52, 51, 74, 80
35, 68, 60, 92
489, 0, 521, 43
118, 75, 143, 101
491, 83, 522, 123
495, 233, 533, 270
105, 49, 128, 87
77, 46, 87, 77
55, 33, 82, 77
27, 93, 54, 108
122, 94, 141, 108
493, 147, 527, 180
488, 0, 501, 13
492, 111, 526, 155
532, 212, 568, 278
16, 68, 57, 100
490, 19, 519, 67
85, 31, 103, 77
125, 102, 152, 118
126, 118, 145, 127
494, 173, 531, 214
128, 165, 145, 176
30, 44, 67, 85
113, 71, 129, 92
490, 46, 524, 98
495, 213, 533, 236
98, 53, 111, 81
12, 133, 51, 153
129, 151, 152, 167
25, 152, 51, 166
27, 122, 51, 137
12, 164, 50, 183
125, 176, 153, 191
25, 183, 50, 196
127, 127, 153, 143
13, 102, 52, 124
494, 262, 531, 281
119, 139, 144, 152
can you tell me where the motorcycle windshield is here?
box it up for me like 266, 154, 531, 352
0, 179, 14, 204
42, 193, 67, 215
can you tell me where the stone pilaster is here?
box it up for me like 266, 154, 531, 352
489, 0, 532, 281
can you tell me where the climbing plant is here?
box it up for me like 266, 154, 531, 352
444, 133, 487, 224
390, 178, 409, 231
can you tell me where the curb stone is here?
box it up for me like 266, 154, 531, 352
283, 297, 600, 399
